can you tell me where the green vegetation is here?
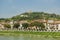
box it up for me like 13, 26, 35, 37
0, 31, 60, 37
30, 21, 45, 29
4, 24, 11, 28
13, 23, 20, 28
0, 18, 11, 22
0, 12, 60, 21
11, 12, 60, 21
22, 23, 29, 29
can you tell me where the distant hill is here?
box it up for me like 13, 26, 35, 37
11, 12, 60, 21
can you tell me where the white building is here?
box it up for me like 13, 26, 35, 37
46, 20, 60, 31
20, 15, 28, 17
0, 24, 4, 30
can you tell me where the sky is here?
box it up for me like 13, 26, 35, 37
0, 0, 60, 18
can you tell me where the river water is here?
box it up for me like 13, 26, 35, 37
0, 34, 60, 40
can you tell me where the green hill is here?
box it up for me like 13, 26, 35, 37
0, 12, 60, 21
11, 12, 60, 21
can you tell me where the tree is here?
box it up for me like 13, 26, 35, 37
30, 21, 45, 30
4, 18, 11, 22
22, 23, 29, 29
13, 23, 20, 29
4, 24, 11, 28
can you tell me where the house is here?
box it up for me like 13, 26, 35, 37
32, 19, 60, 31
54, 21, 60, 31
46, 20, 60, 31
0, 23, 4, 30
20, 15, 28, 17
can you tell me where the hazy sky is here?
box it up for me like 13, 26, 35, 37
0, 0, 60, 18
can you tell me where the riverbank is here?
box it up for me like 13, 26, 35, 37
0, 31, 60, 37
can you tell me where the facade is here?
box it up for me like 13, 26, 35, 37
46, 20, 60, 31
0, 20, 60, 31
33, 19, 60, 31
0, 24, 4, 30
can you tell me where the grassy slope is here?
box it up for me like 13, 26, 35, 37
0, 31, 60, 37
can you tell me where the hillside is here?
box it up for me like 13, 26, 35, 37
11, 12, 60, 21
0, 12, 60, 21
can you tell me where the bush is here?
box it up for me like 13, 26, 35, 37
30, 21, 45, 29
4, 24, 11, 28
13, 23, 20, 28
22, 23, 29, 29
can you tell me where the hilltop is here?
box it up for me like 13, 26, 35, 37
0, 12, 60, 21
11, 12, 60, 21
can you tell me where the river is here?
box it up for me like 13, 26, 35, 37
0, 34, 60, 40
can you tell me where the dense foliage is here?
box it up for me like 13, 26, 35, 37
0, 12, 60, 21
13, 23, 20, 28
22, 23, 29, 29
4, 24, 11, 28
30, 21, 45, 29
11, 12, 60, 21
